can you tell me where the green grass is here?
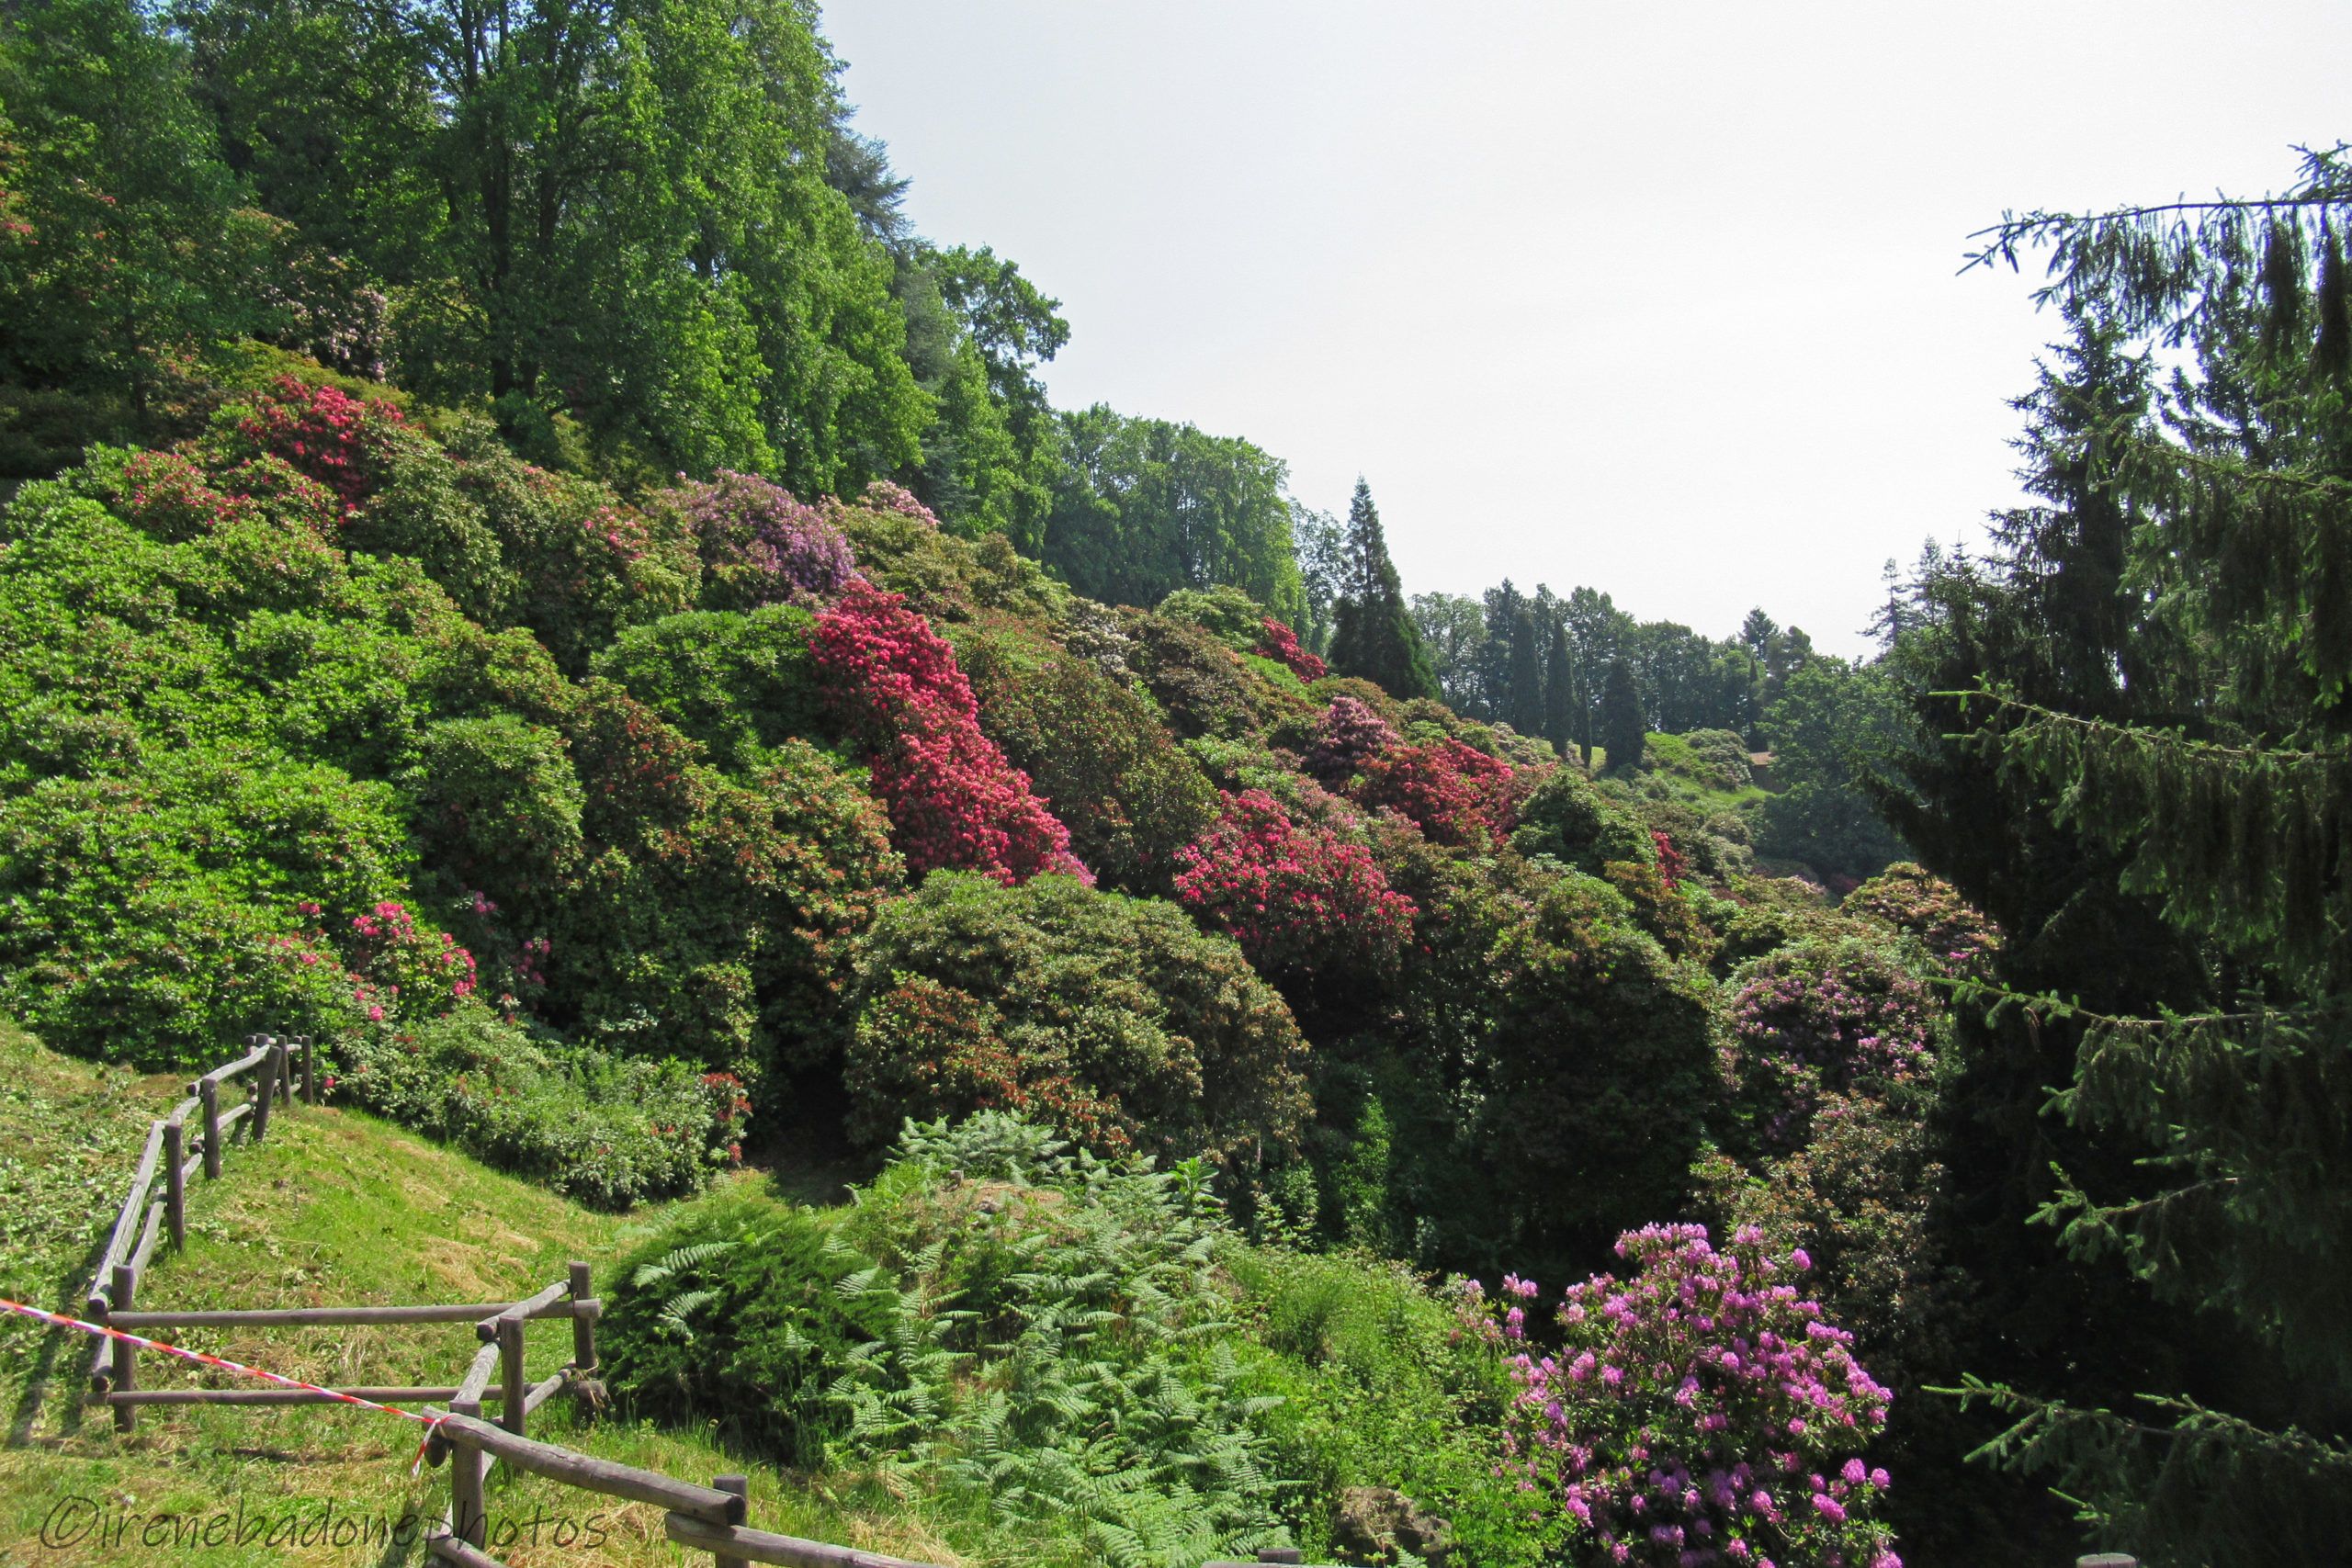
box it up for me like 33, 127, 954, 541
0, 1022, 981, 1567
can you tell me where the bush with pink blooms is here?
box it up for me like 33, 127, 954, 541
1725, 940, 1940, 1155
1839, 863, 2001, 980
1354, 736, 1520, 847
1253, 616, 1327, 682
811, 581, 1087, 884
1304, 695, 1402, 782
1462, 1223, 1901, 1568
1172, 788, 1416, 982
228, 375, 412, 513
656, 468, 857, 609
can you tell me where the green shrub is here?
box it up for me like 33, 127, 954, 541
591, 606, 829, 773
842, 874, 1310, 1176
1123, 611, 1266, 740
334, 1007, 743, 1208
1155, 585, 1267, 649
1509, 766, 1657, 874
956, 623, 1218, 892
1476, 871, 1717, 1272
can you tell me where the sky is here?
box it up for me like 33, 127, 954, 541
822, 2, 2352, 655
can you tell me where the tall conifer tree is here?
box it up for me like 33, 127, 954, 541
1598, 658, 1645, 773
1894, 149, 2352, 1566
1329, 479, 1439, 701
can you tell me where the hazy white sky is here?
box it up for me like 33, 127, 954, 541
824, 2, 2351, 655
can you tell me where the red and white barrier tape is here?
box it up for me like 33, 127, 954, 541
0, 1295, 449, 1472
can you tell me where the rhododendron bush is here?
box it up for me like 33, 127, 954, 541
658, 468, 856, 608
842, 872, 1309, 1171
1253, 616, 1327, 682
1464, 1224, 1901, 1568
1725, 941, 1939, 1155
811, 581, 1086, 884
1355, 736, 1520, 847
1172, 788, 1416, 980
230, 374, 412, 513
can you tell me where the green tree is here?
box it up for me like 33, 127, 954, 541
0, 0, 273, 430
1907, 150, 2352, 1566
1408, 591, 1487, 712
1327, 479, 1438, 701
1754, 659, 1906, 881
1597, 657, 1645, 773
1042, 406, 1303, 619
1542, 616, 1577, 759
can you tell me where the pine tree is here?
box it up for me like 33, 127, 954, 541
1901, 149, 2352, 1566
1328, 479, 1439, 701
1598, 659, 1645, 773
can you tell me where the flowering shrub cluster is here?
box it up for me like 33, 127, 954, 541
1840, 863, 2001, 979
1172, 789, 1416, 979
1304, 696, 1401, 782
811, 581, 1085, 884
661, 468, 856, 608
1355, 737, 1519, 847
231, 376, 411, 513
346, 898, 479, 1011
1726, 942, 1939, 1154
839, 478, 940, 526
1653, 830, 1689, 891
1252, 616, 1327, 682
1462, 1223, 1900, 1568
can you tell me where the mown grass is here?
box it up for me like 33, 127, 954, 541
0, 1022, 988, 1567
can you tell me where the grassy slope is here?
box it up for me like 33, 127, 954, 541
0, 1021, 974, 1568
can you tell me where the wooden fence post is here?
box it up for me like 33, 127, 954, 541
110, 1262, 137, 1433
302, 1034, 319, 1106
710, 1476, 749, 1568
568, 1261, 596, 1373
498, 1317, 527, 1437
163, 1122, 185, 1251
274, 1038, 293, 1111
451, 1395, 489, 1548
200, 1078, 221, 1179
251, 1042, 277, 1144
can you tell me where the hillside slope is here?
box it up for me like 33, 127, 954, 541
0, 1020, 982, 1568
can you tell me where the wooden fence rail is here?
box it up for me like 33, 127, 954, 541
69, 1031, 963, 1568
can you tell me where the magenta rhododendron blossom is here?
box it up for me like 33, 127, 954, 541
1304, 696, 1401, 781
1462, 1224, 1901, 1568
1171, 788, 1414, 976
1252, 616, 1327, 682
812, 581, 1085, 885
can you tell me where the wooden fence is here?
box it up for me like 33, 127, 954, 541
74, 1032, 970, 1568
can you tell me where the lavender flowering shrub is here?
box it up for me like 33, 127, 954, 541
1305, 694, 1402, 782
659, 468, 856, 608
1462, 1224, 1900, 1568
1724, 941, 1939, 1155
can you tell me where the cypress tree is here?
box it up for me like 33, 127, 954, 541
1543, 616, 1577, 760
1506, 605, 1545, 735
1328, 479, 1439, 701
1598, 658, 1645, 773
